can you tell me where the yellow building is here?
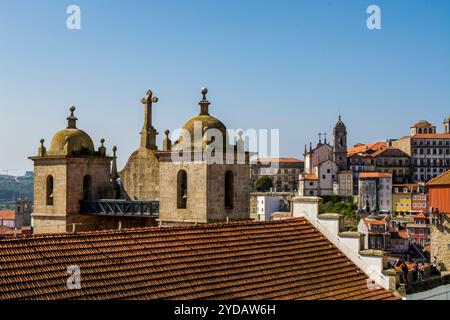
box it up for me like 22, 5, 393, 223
392, 184, 412, 214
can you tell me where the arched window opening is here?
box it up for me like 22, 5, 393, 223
177, 170, 187, 209
46, 175, 54, 206
225, 170, 234, 209
83, 175, 92, 201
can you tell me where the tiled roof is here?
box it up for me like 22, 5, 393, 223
0, 210, 15, 220
359, 172, 392, 179
427, 170, 450, 186
414, 212, 427, 219
411, 134, 450, 139
0, 218, 397, 300
347, 142, 386, 156
257, 157, 304, 163
300, 174, 318, 180
411, 121, 432, 128
370, 147, 409, 158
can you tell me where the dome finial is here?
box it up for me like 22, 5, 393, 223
38, 139, 46, 156
199, 87, 210, 115
98, 138, 106, 156
201, 87, 208, 100
67, 105, 78, 129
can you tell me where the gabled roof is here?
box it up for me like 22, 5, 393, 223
427, 170, 450, 186
0, 210, 15, 220
347, 142, 386, 156
0, 218, 397, 300
370, 147, 409, 158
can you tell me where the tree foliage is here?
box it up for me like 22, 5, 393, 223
254, 176, 273, 192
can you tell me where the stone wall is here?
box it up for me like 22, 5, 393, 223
159, 162, 208, 224
159, 161, 251, 225
431, 216, 450, 272
120, 147, 160, 201
32, 156, 114, 234
207, 164, 250, 222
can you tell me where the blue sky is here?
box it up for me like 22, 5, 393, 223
0, 0, 449, 174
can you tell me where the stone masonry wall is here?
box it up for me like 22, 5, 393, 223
159, 162, 208, 224
120, 147, 160, 201
207, 164, 250, 222
431, 216, 450, 272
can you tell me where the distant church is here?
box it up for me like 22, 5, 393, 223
30, 88, 251, 234
298, 116, 353, 196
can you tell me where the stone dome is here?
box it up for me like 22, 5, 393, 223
174, 88, 228, 150
48, 128, 95, 156
182, 114, 227, 139
47, 106, 96, 156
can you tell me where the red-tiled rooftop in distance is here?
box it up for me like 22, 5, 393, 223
0, 218, 397, 300
415, 212, 427, 219
411, 133, 450, 139
0, 210, 15, 220
257, 157, 303, 163
347, 141, 386, 156
359, 172, 392, 179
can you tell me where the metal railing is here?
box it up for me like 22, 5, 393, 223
80, 199, 159, 218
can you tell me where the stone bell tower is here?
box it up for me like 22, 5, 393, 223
333, 115, 348, 171
158, 87, 251, 225
29, 106, 115, 234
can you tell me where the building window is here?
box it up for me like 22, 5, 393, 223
177, 170, 187, 209
46, 175, 54, 206
83, 175, 92, 201
225, 170, 234, 209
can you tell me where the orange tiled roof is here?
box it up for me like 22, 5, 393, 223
257, 157, 303, 163
0, 210, 15, 220
414, 212, 427, 219
0, 218, 397, 300
426, 170, 450, 186
411, 121, 432, 128
369, 147, 409, 158
411, 134, 450, 139
347, 142, 386, 156
359, 172, 392, 179
300, 174, 318, 180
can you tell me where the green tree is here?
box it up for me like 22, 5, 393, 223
254, 176, 273, 192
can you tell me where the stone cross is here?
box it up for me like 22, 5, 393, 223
140, 90, 159, 150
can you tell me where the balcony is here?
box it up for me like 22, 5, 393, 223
80, 199, 159, 218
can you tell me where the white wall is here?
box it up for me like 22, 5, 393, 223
404, 284, 450, 300
257, 196, 281, 221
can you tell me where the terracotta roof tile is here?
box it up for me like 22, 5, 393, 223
0, 210, 15, 220
426, 170, 450, 186
359, 172, 392, 178
0, 218, 397, 300
411, 133, 450, 139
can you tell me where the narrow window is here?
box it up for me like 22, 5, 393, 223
225, 170, 234, 209
177, 170, 187, 209
46, 175, 54, 206
83, 175, 92, 201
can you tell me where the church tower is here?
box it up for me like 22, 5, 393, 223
333, 115, 348, 171
158, 87, 251, 225
29, 107, 115, 234
444, 116, 450, 134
